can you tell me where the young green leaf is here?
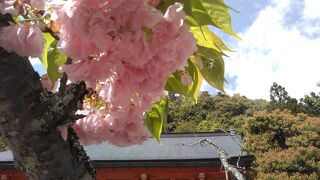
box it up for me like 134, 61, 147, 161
187, 58, 204, 103
40, 33, 67, 86
199, 0, 241, 39
197, 46, 225, 93
165, 59, 203, 103
158, 0, 240, 39
40, 33, 55, 70
48, 41, 68, 67
165, 72, 189, 96
144, 99, 169, 143
190, 25, 234, 52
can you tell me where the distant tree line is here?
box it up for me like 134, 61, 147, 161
269, 82, 320, 116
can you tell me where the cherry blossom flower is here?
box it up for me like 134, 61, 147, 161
30, 0, 46, 10
0, 0, 20, 15
0, 22, 43, 57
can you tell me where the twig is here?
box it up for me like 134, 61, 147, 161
219, 128, 244, 149
58, 73, 68, 92
182, 139, 246, 180
219, 129, 245, 168
58, 58, 72, 93
237, 151, 243, 168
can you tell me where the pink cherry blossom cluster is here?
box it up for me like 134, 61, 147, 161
54, 0, 197, 146
0, 0, 45, 57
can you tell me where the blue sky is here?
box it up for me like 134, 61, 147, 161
31, 0, 320, 100
201, 0, 320, 100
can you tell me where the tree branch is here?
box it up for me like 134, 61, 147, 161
219, 129, 244, 149
58, 57, 72, 93
32, 81, 88, 129
182, 139, 246, 180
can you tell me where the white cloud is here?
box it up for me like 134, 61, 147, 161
222, 0, 320, 100
303, 0, 320, 20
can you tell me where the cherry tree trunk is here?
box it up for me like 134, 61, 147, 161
0, 47, 95, 179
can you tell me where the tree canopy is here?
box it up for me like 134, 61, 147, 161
244, 111, 320, 179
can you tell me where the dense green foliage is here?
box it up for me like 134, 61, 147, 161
166, 91, 268, 133
244, 111, 320, 179
166, 83, 319, 134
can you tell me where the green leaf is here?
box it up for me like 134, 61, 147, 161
40, 33, 55, 68
190, 25, 233, 52
145, 99, 168, 143
190, 0, 215, 26
165, 72, 188, 96
48, 40, 67, 67
199, 0, 241, 39
158, 0, 240, 39
197, 46, 225, 93
187, 58, 203, 102
40, 33, 67, 86
165, 59, 203, 103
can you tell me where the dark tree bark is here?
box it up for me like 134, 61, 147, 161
0, 47, 95, 179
